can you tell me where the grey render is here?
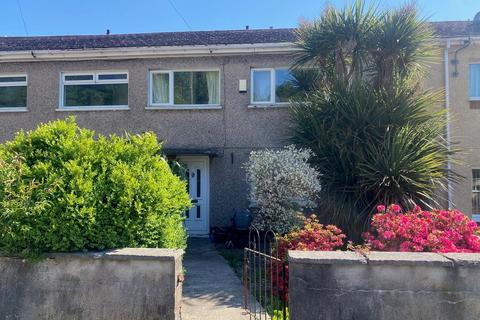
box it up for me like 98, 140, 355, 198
288, 251, 480, 320
0, 248, 183, 320
0, 22, 479, 230
0, 53, 293, 228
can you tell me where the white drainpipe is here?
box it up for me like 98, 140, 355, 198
444, 40, 453, 208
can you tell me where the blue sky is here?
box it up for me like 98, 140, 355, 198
1, 0, 480, 37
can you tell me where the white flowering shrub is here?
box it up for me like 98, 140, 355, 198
244, 146, 321, 234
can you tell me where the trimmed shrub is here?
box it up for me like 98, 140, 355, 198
244, 146, 320, 234
363, 205, 480, 253
0, 117, 190, 256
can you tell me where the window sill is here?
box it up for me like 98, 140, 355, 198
56, 106, 130, 112
248, 103, 289, 109
0, 107, 28, 113
470, 101, 480, 109
146, 105, 223, 110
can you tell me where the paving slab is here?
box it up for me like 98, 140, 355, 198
181, 238, 250, 320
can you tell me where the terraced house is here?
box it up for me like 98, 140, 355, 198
0, 16, 480, 234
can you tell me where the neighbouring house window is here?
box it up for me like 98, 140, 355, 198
0, 75, 27, 109
472, 169, 480, 222
61, 72, 128, 108
470, 64, 480, 100
251, 68, 295, 104
149, 70, 220, 106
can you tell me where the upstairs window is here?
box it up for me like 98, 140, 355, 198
470, 64, 480, 100
60, 72, 128, 109
251, 68, 295, 105
0, 75, 27, 109
149, 70, 220, 107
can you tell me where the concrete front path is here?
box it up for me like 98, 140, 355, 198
181, 238, 250, 320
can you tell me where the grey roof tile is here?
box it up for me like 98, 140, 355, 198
0, 21, 477, 53
0, 28, 296, 52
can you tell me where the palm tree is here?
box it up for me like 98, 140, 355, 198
289, 0, 459, 238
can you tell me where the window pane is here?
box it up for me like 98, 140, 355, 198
474, 170, 480, 191
64, 84, 128, 107
473, 170, 480, 215
98, 73, 128, 81
0, 76, 26, 83
152, 73, 170, 104
173, 71, 219, 105
64, 75, 94, 81
470, 65, 480, 97
253, 70, 271, 102
275, 69, 296, 102
0, 86, 26, 108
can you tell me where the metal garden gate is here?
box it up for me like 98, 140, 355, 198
243, 226, 288, 320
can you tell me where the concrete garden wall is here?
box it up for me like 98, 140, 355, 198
0, 248, 183, 320
288, 251, 480, 320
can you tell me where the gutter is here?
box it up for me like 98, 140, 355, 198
444, 40, 453, 208
0, 42, 298, 62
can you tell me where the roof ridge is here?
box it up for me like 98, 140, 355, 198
0, 28, 296, 40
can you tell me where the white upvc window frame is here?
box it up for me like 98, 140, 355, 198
0, 74, 28, 112
473, 168, 480, 222
469, 63, 480, 101
148, 69, 222, 110
58, 71, 129, 111
250, 67, 291, 107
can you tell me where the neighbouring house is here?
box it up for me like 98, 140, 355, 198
0, 14, 479, 235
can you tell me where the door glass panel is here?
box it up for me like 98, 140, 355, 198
196, 169, 201, 198
196, 205, 201, 219
185, 209, 190, 219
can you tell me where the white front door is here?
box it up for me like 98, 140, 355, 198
180, 156, 210, 235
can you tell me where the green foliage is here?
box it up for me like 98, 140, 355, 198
290, 1, 459, 238
0, 117, 190, 257
167, 158, 188, 180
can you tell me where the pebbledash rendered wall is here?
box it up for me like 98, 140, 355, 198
0, 54, 292, 229
288, 251, 480, 320
0, 248, 183, 320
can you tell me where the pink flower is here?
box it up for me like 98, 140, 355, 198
363, 205, 480, 254
382, 230, 394, 240
390, 204, 401, 213
377, 205, 386, 213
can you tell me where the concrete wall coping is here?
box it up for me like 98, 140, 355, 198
289, 251, 367, 265
288, 250, 480, 268
442, 253, 480, 267
366, 251, 453, 267
1, 248, 184, 261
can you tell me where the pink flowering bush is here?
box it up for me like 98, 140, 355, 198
277, 215, 346, 254
273, 215, 346, 301
363, 205, 480, 253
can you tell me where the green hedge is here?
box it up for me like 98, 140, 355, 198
0, 117, 190, 256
